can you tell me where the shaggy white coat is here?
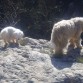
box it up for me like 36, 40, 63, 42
50, 17, 83, 55
0, 26, 24, 46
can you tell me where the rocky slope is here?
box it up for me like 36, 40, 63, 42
0, 37, 83, 83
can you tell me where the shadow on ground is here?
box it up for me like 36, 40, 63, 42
51, 46, 82, 70
0, 43, 19, 51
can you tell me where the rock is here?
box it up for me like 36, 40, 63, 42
19, 37, 40, 46
0, 37, 83, 83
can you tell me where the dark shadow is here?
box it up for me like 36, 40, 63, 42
0, 44, 8, 51
0, 43, 20, 51
65, 45, 81, 61
51, 46, 81, 70
8, 43, 19, 48
51, 57, 73, 70
0, 46, 7, 51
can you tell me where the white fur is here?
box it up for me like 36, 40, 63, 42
0, 26, 24, 46
50, 17, 83, 55
13, 29, 24, 43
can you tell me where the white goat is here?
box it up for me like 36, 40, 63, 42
0, 26, 24, 47
50, 17, 83, 55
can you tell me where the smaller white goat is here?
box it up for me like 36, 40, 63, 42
0, 26, 24, 47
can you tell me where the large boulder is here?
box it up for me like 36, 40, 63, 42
0, 37, 83, 83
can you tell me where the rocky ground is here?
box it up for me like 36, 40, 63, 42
0, 37, 83, 83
